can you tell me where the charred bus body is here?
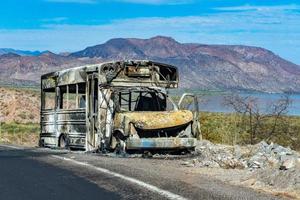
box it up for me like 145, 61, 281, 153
40, 60, 200, 152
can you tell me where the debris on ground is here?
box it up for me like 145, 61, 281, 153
180, 140, 300, 199
182, 140, 300, 170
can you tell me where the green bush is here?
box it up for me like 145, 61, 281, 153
0, 122, 39, 135
200, 112, 300, 150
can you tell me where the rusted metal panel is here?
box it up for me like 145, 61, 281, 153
41, 111, 56, 134
125, 66, 151, 77
114, 110, 193, 130
42, 77, 56, 89
41, 107, 86, 148
107, 60, 178, 88
41, 60, 178, 89
56, 110, 86, 134
57, 69, 86, 86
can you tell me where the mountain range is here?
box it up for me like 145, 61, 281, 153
0, 48, 45, 56
1, 36, 300, 93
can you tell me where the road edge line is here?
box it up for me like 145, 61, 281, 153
52, 155, 188, 200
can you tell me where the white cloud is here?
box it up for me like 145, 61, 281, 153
45, 0, 97, 4
113, 0, 194, 5
41, 17, 68, 23
215, 4, 300, 12
1, 7, 300, 63
45, 0, 193, 4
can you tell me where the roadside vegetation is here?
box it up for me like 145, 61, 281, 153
0, 86, 299, 150
175, 92, 300, 150
200, 112, 300, 150
0, 122, 39, 146
2, 113, 299, 150
0, 86, 40, 146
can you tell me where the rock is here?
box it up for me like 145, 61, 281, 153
181, 161, 194, 167
190, 140, 299, 170
234, 145, 242, 159
257, 141, 269, 152
253, 180, 265, 187
248, 160, 262, 169
219, 158, 245, 169
181, 161, 190, 165
272, 144, 293, 156
267, 156, 279, 167
242, 178, 257, 186
279, 156, 296, 170
186, 164, 194, 167
248, 154, 268, 169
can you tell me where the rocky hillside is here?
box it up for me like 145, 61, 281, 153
1, 36, 300, 93
0, 87, 40, 123
71, 36, 300, 93
0, 51, 99, 86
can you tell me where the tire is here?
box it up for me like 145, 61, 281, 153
115, 140, 126, 155
38, 139, 44, 147
59, 134, 68, 149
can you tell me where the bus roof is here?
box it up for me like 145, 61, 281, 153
41, 60, 179, 89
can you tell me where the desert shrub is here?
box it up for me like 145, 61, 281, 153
18, 112, 27, 120
200, 112, 300, 150
28, 113, 35, 120
0, 122, 40, 146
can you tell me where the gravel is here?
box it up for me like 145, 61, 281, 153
182, 140, 300, 171
180, 140, 300, 198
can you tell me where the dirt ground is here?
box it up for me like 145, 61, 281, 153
182, 165, 300, 199
177, 140, 300, 199
0, 132, 39, 147
0, 87, 40, 123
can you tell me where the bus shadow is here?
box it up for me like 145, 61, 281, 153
0, 145, 73, 159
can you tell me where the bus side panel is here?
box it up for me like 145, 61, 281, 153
40, 110, 57, 147
56, 109, 86, 148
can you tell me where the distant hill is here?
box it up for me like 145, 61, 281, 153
0, 48, 46, 56
1, 36, 300, 93
0, 51, 99, 86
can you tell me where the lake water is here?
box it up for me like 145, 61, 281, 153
196, 92, 300, 116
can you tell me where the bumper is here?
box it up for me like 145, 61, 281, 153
126, 137, 197, 150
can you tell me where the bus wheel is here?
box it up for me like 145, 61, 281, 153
59, 134, 67, 149
115, 140, 126, 155
38, 139, 44, 147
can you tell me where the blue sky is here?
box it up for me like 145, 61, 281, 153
0, 0, 299, 64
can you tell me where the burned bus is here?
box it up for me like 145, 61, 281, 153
40, 60, 200, 152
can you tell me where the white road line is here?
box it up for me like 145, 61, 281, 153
52, 155, 189, 200
0, 144, 23, 150
0, 145, 188, 200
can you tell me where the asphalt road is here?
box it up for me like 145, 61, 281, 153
0, 145, 120, 200
0, 145, 280, 200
